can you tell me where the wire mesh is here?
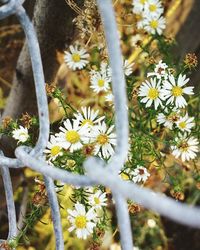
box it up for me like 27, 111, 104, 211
0, 0, 200, 249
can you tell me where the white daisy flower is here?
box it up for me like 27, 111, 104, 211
171, 133, 199, 162
147, 60, 168, 79
64, 45, 89, 70
144, 0, 164, 18
44, 135, 63, 160
124, 60, 134, 76
176, 114, 195, 132
56, 119, 89, 152
74, 107, 104, 128
88, 190, 107, 209
143, 15, 166, 35
90, 71, 110, 93
90, 122, 116, 159
67, 203, 97, 240
131, 165, 150, 183
162, 74, 194, 108
157, 108, 180, 130
12, 126, 29, 143
138, 77, 163, 110
132, 0, 147, 14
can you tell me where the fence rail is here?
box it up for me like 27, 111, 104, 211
0, 1, 200, 249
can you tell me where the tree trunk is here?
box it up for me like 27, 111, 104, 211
3, 0, 82, 119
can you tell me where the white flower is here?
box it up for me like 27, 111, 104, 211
124, 60, 134, 76
176, 114, 195, 132
171, 133, 199, 162
144, 0, 164, 18
130, 34, 142, 47
67, 203, 97, 239
147, 60, 168, 79
12, 126, 29, 143
147, 219, 156, 228
88, 190, 107, 209
44, 135, 63, 160
56, 119, 89, 152
143, 15, 166, 35
90, 122, 116, 159
74, 107, 104, 128
157, 108, 180, 130
132, 0, 147, 14
64, 45, 89, 70
138, 77, 163, 110
90, 71, 110, 93
162, 74, 194, 108
131, 165, 150, 183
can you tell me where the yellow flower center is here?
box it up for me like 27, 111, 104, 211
50, 146, 61, 156
150, 20, 158, 29
98, 79, 105, 87
149, 4, 157, 12
72, 53, 81, 62
75, 215, 87, 229
178, 121, 186, 129
19, 132, 27, 137
140, 0, 146, 4
94, 197, 100, 205
179, 141, 189, 152
97, 134, 108, 145
65, 130, 80, 144
168, 112, 180, 122
82, 119, 94, 126
148, 88, 159, 99
171, 86, 183, 97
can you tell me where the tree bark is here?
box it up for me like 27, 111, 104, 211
3, 0, 82, 119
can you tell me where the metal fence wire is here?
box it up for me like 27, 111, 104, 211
0, 0, 200, 249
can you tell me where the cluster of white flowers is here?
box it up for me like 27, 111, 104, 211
44, 107, 116, 160
132, 0, 166, 35
138, 60, 194, 110
139, 60, 199, 162
67, 188, 107, 239
89, 60, 134, 94
157, 110, 195, 132
64, 44, 134, 81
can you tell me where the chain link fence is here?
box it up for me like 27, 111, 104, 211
0, 0, 200, 249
